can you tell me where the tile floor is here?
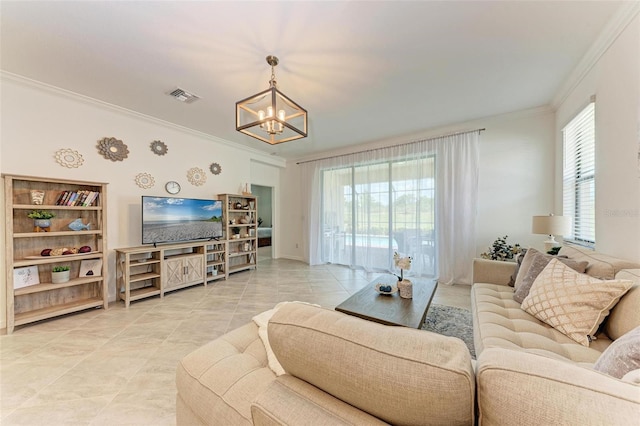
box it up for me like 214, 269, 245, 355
0, 258, 471, 425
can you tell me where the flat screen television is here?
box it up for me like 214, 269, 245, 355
142, 196, 223, 245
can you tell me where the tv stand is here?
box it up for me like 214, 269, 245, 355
115, 240, 227, 307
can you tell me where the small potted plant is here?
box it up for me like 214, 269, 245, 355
480, 235, 522, 261
51, 265, 71, 284
28, 210, 56, 232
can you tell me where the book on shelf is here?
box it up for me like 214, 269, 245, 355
53, 190, 99, 206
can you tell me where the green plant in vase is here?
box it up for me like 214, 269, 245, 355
28, 210, 56, 232
480, 235, 522, 261
51, 265, 71, 284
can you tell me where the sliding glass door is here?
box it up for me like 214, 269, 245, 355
321, 156, 436, 277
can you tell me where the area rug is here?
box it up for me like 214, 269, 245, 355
422, 304, 475, 359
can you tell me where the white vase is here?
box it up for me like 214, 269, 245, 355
398, 279, 413, 299
51, 270, 70, 284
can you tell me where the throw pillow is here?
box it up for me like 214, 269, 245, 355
593, 326, 640, 379
513, 248, 538, 291
521, 258, 633, 346
508, 249, 528, 287
513, 252, 588, 303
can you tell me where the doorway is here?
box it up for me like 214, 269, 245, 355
251, 184, 274, 261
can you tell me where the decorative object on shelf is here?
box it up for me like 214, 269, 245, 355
480, 235, 522, 261
210, 162, 222, 175
51, 265, 71, 284
238, 215, 251, 224
28, 210, 55, 232
97, 137, 129, 161
30, 190, 45, 205
13, 266, 40, 289
242, 183, 251, 195
232, 227, 241, 239
79, 259, 102, 277
135, 172, 155, 189
236, 55, 308, 145
150, 140, 168, 156
55, 148, 84, 168
165, 180, 181, 194
394, 252, 413, 299
187, 167, 206, 186
375, 282, 398, 295
234, 201, 243, 209
39, 246, 91, 257
68, 218, 91, 231
532, 214, 571, 253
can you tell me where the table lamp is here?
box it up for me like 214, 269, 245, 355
532, 214, 571, 252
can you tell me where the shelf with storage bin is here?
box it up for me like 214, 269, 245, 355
219, 194, 258, 275
4, 174, 108, 334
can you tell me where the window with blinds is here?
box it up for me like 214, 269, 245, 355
562, 102, 595, 247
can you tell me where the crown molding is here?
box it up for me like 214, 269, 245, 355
551, 1, 640, 108
0, 71, 286, 168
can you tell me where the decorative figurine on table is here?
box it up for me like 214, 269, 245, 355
394, 252, 413, 299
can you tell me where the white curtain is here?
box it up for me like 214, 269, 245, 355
301, 131, 479, 285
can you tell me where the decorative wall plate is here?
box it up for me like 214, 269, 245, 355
150, 140, 168, 156
135, 172, 155, 189
97, 137, 129, 161
187, 167, 206, 186
210, 162, 222, 175
55, 148, 84, 168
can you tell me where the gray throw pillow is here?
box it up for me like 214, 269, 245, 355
513, 251, 588, 303
594, 326, 640, 379
508, 249, 527, 287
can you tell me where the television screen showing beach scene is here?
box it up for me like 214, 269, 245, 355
142, 196, 223, 244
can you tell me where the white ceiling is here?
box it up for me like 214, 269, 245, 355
0, 1, 626, 160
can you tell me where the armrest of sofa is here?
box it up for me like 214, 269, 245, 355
476, 348, 640, 426
251, 375, 388, 426
472, 258, 516, 286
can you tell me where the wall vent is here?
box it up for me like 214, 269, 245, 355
167, 87, 200, 104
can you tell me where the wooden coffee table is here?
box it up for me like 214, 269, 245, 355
335, 275, 438, 329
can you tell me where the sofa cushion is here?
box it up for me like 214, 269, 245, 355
251, 375, 387, 426
606, 269, 640, 340
521, 259, 633, 346
176, 322, 276, 425
471, 283, 604, 362
512, 249, 587, 303
268, 303, 475, 426
594, 326, 640, 379
558, 245, 640, 279
476, 348, 640, 426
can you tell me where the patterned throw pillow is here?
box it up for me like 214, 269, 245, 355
594, 326, 640, 379
521, 258, 633, 346
512, 251, 588, 303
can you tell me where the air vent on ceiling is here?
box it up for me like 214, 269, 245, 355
167, 87, 200, 104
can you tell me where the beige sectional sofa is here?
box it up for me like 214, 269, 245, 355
177, 245, 640, 425
472, 245, 640, 425
177, 302, 475, 425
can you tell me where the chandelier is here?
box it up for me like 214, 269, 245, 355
236, 55, 308, 145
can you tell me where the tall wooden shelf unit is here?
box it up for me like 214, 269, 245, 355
219, 193, 258, 274
3, 174, 108, 334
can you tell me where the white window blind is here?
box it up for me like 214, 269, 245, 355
563, 102, 595, 246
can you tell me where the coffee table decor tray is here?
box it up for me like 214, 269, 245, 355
375, 282, 398, 295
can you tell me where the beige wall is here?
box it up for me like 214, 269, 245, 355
0, 75, 284, 329
554, 14, 640, 261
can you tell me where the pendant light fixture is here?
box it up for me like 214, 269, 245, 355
236, 55, 308, 144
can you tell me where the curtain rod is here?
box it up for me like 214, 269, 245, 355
296, 128, 485, 165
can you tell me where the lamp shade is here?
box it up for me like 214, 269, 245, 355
531, 215, 571, 236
